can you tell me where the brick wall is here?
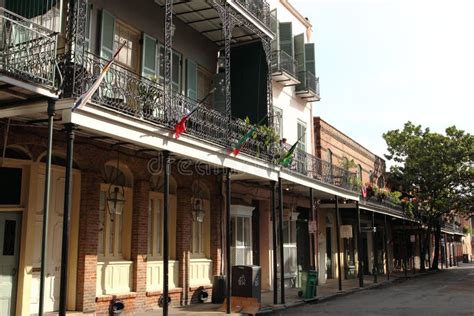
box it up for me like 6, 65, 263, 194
76, 171, 101, 312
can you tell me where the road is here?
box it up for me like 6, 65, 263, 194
274, 264, 474, 316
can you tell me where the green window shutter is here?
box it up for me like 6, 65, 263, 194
297, 121, 307, 151
142, 33, 157, 79
85, 4, 92, 51
305, 43, 316, 76
172, 51, 182, 93
100, 9, 115, 60
294, 33, 306, 89
186, 59, 198, 100
270, 9, 279, 52
279, 22, 293, 57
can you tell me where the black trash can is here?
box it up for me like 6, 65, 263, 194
231, 265, 261, 302
211, 275, 226, 304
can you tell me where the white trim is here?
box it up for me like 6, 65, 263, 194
0, 76, 59, 99
230, 205, 255, 217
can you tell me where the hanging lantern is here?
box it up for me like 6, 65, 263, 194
107, 186, 125, 216
192, 198, 205, 223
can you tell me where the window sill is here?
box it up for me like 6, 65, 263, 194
146, 288, 183, 297
96, 292, 137, 302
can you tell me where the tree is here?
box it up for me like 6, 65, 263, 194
383, 122, 473, 270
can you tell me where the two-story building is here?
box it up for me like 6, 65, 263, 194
0, 0, 363, 315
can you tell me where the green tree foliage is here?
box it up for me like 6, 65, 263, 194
383, 122, 474, 269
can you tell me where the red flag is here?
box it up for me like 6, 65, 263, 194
174, 115, 189, 138
361, 185, 367, 198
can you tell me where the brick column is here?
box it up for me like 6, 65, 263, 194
132, 179, 150, 310
76, 171, 101, 312
176, 185, 192, 304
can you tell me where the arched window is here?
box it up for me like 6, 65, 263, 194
377, 176, 385, 188
358, 164, 363, 182
4, 145, 31, 160
98, 162, 133, 260
327, 149, 333, 165
190, 180, 211, 258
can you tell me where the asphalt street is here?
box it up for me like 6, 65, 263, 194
274, 264, 474, 316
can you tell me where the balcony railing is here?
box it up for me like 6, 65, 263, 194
272, 50, 297, 79
280, 144, 359, 192
0, 8, 58, 89
235, 0, 271, 29
73, 52, 274, 161
297, 70, 320, 96
363, 195, 405, 214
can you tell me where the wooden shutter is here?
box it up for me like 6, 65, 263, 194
305, 43, 316, 76
186, 59, 198, 100
85, 4, 92, 51
100, 9, 115, 60
294, 33, 306, 89
270, 9, 279, 52
142, 33, 157, 79
279, 22, 293, 57
172, 51, 182, 93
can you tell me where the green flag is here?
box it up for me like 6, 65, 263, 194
232, 127, 257, 156
279, 140, 299, 167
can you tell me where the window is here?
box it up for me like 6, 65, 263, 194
114, 20, 141, 71
296, 120, 307, 173
273, 107, 283, 139
192, 215, 203, 255
358, 164, 363, 182
148, 194, 162, 258
158, 46, 182, 93
98, 185, 124, 258
231, 216, 252, 265
283, 213, 297, 277
197, 65, 213, 105
0, 167, 22, 205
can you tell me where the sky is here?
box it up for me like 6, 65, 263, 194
293, 0, 474, 163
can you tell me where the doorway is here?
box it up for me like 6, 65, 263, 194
0, 211, 22, 316
326, 227, 332, 278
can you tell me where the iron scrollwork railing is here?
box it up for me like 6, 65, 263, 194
271, 50, 298, 79
298, 70, 320, 96
74, 51, 274, 160
280, 144, 359, 192
235, 0, 271, 29
0, 8, 58, 89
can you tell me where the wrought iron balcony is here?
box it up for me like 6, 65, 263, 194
296, 70, 320, 102
0, 8, 58, 90
271, 50, 299, 86
72, 52, 274, 161
280, 144, 359, 192
235, 0, 271, 29
362, 195, 405, 215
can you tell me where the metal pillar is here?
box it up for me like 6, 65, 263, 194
419, 228, 424, 270
372, 212, 378, 283
38, 100, 55, 315
384, 215, 390, 280
334, 196, 342, 291
309, 188, 316, 270
278, 178, 285, 303
444, 233, 448, 269
271, 181, 278, 304
59, 123, 75, 316
225, 168, 232, 314
403, 220, 408, 278
356, 202, 363, 287
162, 151, 171, 315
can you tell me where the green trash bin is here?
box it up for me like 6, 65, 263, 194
298, 270, 317, 299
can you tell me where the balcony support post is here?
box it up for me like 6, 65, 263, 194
278, 177, 285, 303
164, 0, 173, 125
356, 201, 364, 287
225, 168, 232, 314
335, 196, 342, 291
38, 99, 56, 316
261, 38, 274, 128
372, 212, 378, 283
59, 123, 76, 316
271, 181, 278, 304
309, 188, 316, 270
384, 214, 390, 280
162, 150, 171, 315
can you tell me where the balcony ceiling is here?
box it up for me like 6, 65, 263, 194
155, 0, 260, 46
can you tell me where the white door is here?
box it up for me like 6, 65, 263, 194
30, 168, 65, 313
0, 212, 22, 316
